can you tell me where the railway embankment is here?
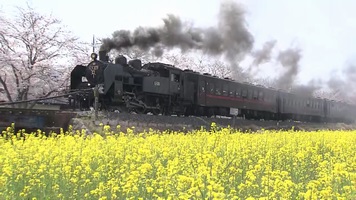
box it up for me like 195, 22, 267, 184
2, 108, 355, 134
70, 111, 356, 134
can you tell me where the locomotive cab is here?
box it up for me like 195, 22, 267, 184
142, 62, 183, 96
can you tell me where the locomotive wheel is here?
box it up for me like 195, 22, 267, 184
206, 108, 215, 118
152, 108, 162, 115
134, 107, 146, 114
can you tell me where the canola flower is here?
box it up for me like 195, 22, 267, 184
0, 123, 355, 199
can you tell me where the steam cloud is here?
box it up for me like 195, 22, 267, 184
100, 1, 254, 62
327, 65, 356, 101
251, 40, 277, 66
275, 48, 301, 90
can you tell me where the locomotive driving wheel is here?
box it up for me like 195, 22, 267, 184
151, 107, 162, 115
134, 94, 146, 114
134, 106, 146, 114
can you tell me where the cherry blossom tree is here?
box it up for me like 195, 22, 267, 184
0, 6, 89, 108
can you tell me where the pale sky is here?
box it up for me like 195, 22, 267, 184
1, 0, 356, 85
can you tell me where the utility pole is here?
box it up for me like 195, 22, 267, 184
92, 35, 98, 120
94, 85, 99, 121
92, 35, 95, 53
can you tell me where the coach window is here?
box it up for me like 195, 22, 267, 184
248, 90, 253, 99
252, 90, 258, 100
242, 89, 247, 98
209, 83, 214, 94
170, 73, 180, 82
216, 84, 221, 95
223, 84, 228, 96
229, 86, 234, 97
258, 91, 264, 101
236, 88, 241, 97
253, 90, 258, 100
200, 81, 205, 93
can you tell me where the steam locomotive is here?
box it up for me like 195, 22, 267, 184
69, 51, 356, 123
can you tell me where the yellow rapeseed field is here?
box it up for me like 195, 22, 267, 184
0, 123, 355, 199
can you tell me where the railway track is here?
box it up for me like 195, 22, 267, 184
1, 106, 355, 134
71, 111, 356, 134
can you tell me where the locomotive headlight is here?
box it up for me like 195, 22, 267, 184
91, 53, 98, 60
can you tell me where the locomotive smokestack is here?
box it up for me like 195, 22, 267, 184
99, 50, 109, 62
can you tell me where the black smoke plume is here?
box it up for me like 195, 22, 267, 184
251, 40, 277, 66
327, 65, 356, 102
275, 48, 301, 90
246, 40, 277, 76
291, 80, 322, 97
100, 1, 254, 62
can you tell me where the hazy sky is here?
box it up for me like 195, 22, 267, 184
2, 0, 356, 84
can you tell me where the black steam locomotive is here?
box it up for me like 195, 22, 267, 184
69, 51, 356, 123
